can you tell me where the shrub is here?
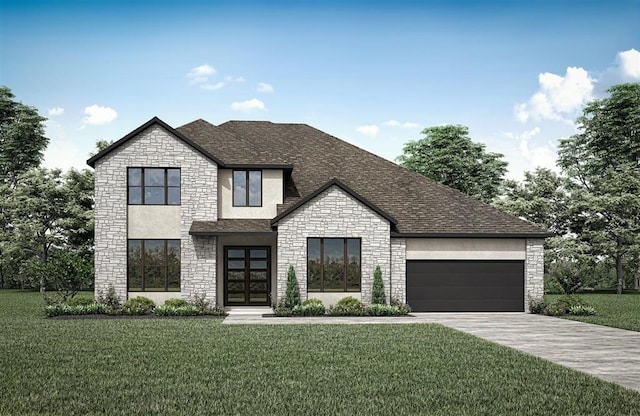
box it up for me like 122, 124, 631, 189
328, 296, 365, 316
123, 296, 155, 315
293, 298, 326, 316
188, 293, 225, 315
65, 295, 95, 307
164, 298, 189, 308
549, 261, 593, 295
97, 285, 122, 312
273, 300, 293, 317
371, 265, 386, 305
283, 265, 300, 308
37, 251, 93, 301
544, 295, 589, 316
528, 298, 546, 314
154, 305, 200, 316
45, 303, 106, 317
366, 304, 405, 316
569, 305, 597, 316
390, 297, 412, 315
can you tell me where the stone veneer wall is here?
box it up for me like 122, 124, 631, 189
525, 238, 545, 312
390, 238, 406, 303
94, 125, 218, 302
276, 186, 391, 304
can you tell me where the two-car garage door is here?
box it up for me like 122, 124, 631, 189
406, 260, 524, 312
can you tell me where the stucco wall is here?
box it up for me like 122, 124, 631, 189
127, 206, 181, 238
406, 238, 526, 260
218, 169, 283, 219
275, 185, 391, 304
94, 124, 218, 302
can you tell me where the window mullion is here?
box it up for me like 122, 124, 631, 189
343, 239, 347, 291
141, 240, 145, 292
246, 171, 250, 206
320, 239, 324, 292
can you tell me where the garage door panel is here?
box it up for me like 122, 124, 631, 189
407, 260, 524, 312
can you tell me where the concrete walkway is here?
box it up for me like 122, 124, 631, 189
223, 312, 640, 393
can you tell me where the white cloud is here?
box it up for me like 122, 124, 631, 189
48, 107, 64, 116
502, 127, 557, 181
42, 139, 86, 172
82, 105, 117, 125
201, 82, 225, 91
226, 76, 245, 83
257, 82, 274, 93
515, 49, 640, 124
515, 67, 595, 123
187, 64, 216, 84
356, 124, 379, 137
383, 120, 420, 128
230, 98, 266, 112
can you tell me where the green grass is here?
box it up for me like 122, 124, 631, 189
1, 290, 639, 415
546, 292, 640, 332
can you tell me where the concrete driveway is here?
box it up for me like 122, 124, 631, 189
223, 311, 640, 392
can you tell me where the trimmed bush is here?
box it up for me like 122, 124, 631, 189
123, 297, 155, 315
528, 298, 546, 315
97, 285, 122, 313
45, 303, 106, 317
365, 304, 407, 316
328, 296, 365, 316
543, 295, 590, 316
283, 265, 300, 308
390, 297, 412, 315
371, 265, 386, 305
273, 301, 293, 317
154, 305, 200, 316
293, 298, 326, 316
164, 298, 189, 308
65, 295, 95, 307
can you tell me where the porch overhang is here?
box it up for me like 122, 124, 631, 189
189, 219, 276, 236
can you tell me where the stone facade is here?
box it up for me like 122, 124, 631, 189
275, 186, 391, 304
94, 125, 218, 302
525, 238, 545, 312
390, 238, 406, 303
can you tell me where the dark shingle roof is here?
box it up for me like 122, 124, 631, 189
189, 219, 274, 235
176, 119, 549, 237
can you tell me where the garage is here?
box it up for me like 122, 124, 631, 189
406, 260, 524, 312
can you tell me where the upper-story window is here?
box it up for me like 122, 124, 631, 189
128, 168, 180, 205
233, 170, 262, 207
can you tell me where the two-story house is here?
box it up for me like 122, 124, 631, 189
88, 117, 549, 312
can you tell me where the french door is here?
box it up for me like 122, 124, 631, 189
224, 247, 271, 306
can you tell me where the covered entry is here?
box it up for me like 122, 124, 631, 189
406, 260, 524, 312
224, 246, 271, 306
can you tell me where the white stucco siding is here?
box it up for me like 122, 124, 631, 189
218, 169, 283, 219
127, 206, 181, 238
276, 186, 391, 304
406, 238, 526, 260
94, 124, 218, 302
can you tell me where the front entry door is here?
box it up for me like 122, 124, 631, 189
224, 246, 271, 306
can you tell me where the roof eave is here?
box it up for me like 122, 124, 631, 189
86, 116, 225, 168
391, 232, 554, 239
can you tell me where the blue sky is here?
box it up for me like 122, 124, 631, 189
1, 0, 639, 180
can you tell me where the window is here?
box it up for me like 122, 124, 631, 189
128, 168, 180, 205
127, 239, 180, 291
233, 170, 261, 207
307, 238, 361, 292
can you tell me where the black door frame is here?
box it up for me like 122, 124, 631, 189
224, 246, 271, 306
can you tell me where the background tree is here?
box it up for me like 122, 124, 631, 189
558, 83, 640, 294
397, 125, 508, 203
0, 86, 49, 187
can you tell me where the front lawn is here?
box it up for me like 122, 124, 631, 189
546, 292, 640, 332
1, 290, 639, 415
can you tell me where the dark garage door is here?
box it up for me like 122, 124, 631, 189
406, 260, 524, 312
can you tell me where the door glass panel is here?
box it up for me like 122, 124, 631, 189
250, 271, 267, 281
228, 293, 245, 303
250, 293, 267, 302
228, 260, 244, 269
250, 282, 267, 292
228, 249, 245, 258
227, 282, 244, 292
250, 260, 267, 269
228, 271, 244, 281
250, 249, 267, 258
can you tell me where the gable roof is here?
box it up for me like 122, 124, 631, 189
271, 178, 398, 226
90, 116, 550, 237
87, 117, 226, 168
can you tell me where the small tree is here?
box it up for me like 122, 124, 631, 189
283, 265, 300, 308
371, 265, 386, 304
37, 251, 93, 301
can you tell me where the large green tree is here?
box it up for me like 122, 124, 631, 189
397, 125, 508, 203
558, 83, 640, 294
0, 86, 49, 187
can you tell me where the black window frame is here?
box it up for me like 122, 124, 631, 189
307, 237, 361, 292
127, 239, 181, 292
232, 169, 262, 207
128, 167, 181, 206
